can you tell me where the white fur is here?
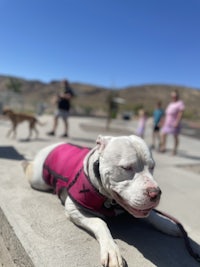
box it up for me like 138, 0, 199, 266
29, 142, 64, 191
23, 135, 180, 267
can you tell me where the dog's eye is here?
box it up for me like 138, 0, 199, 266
121, 166, 133, 171
149, 166, 154, 173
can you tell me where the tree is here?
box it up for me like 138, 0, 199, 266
6, 78, 22, 93
105, 91, 125, 130
5, 78, 23, 109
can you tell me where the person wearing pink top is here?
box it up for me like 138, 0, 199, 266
160, 90, 185, 155
136, 109, 147, 139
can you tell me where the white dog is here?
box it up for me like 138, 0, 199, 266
22, 135, 180, 267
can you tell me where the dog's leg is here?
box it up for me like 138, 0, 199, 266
21, 160, 34, 183
7, 122, 16, 138
65, 197, 124, 267
22, 143, 62, 191
6, 128, 12, 138
29, 122, 39, 139
11, 122, 17, 139
27, 122, 33, 140
144, 210, 181, 237
33, 126, 39, 139
22, 160, 52, 191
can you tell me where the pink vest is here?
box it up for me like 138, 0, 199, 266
43, 143, 115, 216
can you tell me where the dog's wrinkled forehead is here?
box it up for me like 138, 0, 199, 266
104, 138, 136, 158
96, 135, 152, 166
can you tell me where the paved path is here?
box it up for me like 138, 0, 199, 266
0, 115, 200, 267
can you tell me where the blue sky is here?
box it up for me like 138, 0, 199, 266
1, 0, 200, 89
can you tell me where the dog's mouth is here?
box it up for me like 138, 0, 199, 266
112, 191, 157, 218
125, 206, 153, 217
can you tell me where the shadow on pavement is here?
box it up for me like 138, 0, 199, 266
106, 213, 200, 267
79, 123, 133, 135
178, 150, 200, 161
18, 137, 50, 143
0, 146, 25, 160
70, 136, 96, 145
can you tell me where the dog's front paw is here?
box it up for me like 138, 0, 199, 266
100, 240, 125, 267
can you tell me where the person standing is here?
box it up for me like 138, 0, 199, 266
151, 101, 164, 150
160, 90, 185, 155
136, 109, 147, 139
47, 79, 74, 137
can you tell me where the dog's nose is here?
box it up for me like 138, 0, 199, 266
146, 187, 162, 202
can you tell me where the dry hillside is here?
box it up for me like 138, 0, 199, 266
0, 75, 199, 119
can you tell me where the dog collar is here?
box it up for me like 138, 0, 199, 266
93, 159, 102, 184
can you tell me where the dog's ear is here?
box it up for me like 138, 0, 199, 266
129, 135, 155, 167
96, 135, 112, 153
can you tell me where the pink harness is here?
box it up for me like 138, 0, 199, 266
43, 143, 115, 216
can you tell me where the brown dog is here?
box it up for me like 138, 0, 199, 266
3, 108, 45, 139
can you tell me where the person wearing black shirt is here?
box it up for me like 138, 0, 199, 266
47, 79, 74, 137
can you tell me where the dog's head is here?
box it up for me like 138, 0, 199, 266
2, 108, 14, 116
95, 135, 161, 218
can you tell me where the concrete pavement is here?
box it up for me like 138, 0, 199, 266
0, 115, 200, 267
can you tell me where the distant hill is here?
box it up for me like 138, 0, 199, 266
0, 75, 199, 119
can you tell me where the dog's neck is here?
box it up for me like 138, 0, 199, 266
84, 147, 111, 198
93, 159, 101, 184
